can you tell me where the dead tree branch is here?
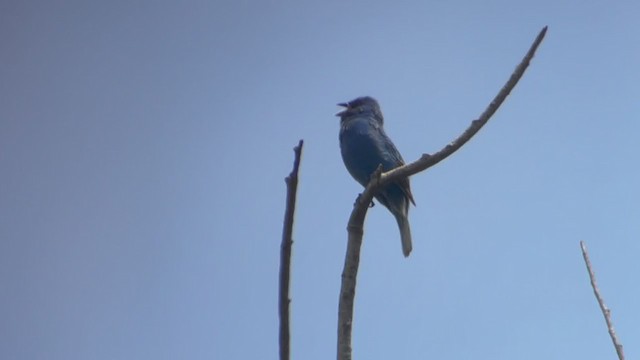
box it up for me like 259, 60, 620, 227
280, 139, 303, 360
337, 26, 548, 360
580, 241, 625, 360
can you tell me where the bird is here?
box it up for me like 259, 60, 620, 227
336, 96, 416, 257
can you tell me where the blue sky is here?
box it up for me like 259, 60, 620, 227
1, 1, 639, 359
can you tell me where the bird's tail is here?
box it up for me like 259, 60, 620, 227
395, 213, 412, 257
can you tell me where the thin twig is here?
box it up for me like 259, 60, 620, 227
580, 241, 625, 360
337, 26, 548, 360
280, 139, 303, 360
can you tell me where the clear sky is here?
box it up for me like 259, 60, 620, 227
1, 1, 639, 359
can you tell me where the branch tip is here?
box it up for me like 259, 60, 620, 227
580, 241, 625, 360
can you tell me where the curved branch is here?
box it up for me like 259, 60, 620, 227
337, 26, 548, 360
280, 139, 303, 360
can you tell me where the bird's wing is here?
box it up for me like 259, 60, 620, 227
371, 121, 416, 206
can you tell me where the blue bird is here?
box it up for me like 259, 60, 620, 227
337, 96, 416, 257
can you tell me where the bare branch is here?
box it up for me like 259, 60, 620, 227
337, 26, 548, 360
580, 241, 625, 360
280, 139, 303, 360
384, 25, 548, 183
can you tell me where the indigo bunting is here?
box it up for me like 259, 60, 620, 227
337, 96, 416, 257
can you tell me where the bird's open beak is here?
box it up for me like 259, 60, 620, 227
335, 102, 349, 117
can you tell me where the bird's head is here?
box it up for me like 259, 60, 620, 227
336, 96, 383, 123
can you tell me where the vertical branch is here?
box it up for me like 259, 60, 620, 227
337, 167, 382, 360
580, 241, 625, 360
280, 140, 304, 360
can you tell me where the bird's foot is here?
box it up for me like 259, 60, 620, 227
354, 194, 376, 208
